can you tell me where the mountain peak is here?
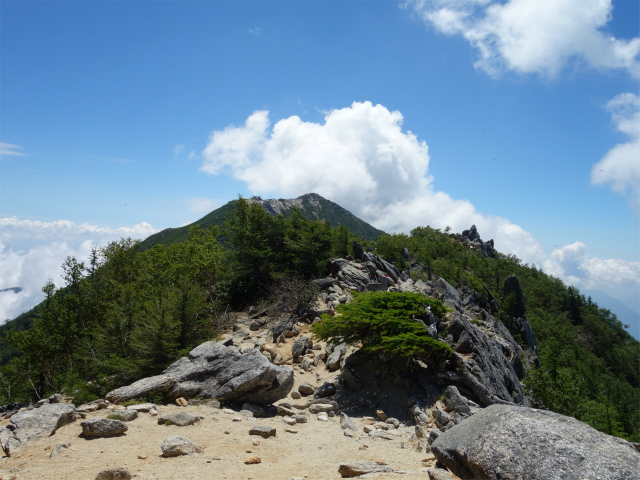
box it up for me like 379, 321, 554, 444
141, 193, 385, 249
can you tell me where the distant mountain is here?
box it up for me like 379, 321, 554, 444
583, 289, 640, 341
141, 193, 385, 249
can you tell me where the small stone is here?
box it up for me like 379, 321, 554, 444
241, 403, 264, 417
363, 425, 375, 434
427, 467, 456, 480
386, 418, 400, 428
161, 436, 203, 457
316, 382, 337, 397
245, 456, 261, 464
81, 419, 128, 438
50, 442, 71, 458
149, 408, 158, 417
317, 412, 329, 422
369, 430, 394, 440
290, 390, 302, 399
157, 412, 202, 426
224, 408, 234, 414
94, 468, 132, 480
340, 413, 356, 431
277, 405, 296, 416
338, 462, 394, 477
298, 382, 315, 395
285, 428, 298, 434
108, 410, 138, 422
376, 410, 388, 421
249, 425, 276, 438
308, 403, 335, 414
283, 417, 297, 425
126, 403, 156, 413
175, 397, 188, 407
292, 415, 307, 424
138, 455, 147, 460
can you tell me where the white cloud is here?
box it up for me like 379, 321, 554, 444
408, 0, 640, 78
201, 111, 269, 175
248, 27, 262, 36
0, 217, 156, 322
0, 142, 26, 158
544, 241, 640, 300
591, 93, 640, 214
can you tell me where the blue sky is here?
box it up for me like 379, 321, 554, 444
1, 0, 639, 329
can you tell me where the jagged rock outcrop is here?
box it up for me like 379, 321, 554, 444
458, 225, 495, 257
321, 244, 403, 303
106, 341, 294, 406
432, 404, 640, 479
503, 274, 526, 318
440, 313, 526, 405
0, 403, 76, 456
318, 258, 538, 408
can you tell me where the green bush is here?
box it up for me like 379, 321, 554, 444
311, 291, 453, 367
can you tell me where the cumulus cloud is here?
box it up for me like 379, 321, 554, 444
544, 241, 640, 300
407, 0, 640, 78
201, 102, 548, 262
0, 217, 156, 322
0, 142, 26, 158
591, 93, 640, 214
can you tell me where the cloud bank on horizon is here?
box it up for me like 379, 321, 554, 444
0, 218, 156, 322
201, 100, 640, 302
